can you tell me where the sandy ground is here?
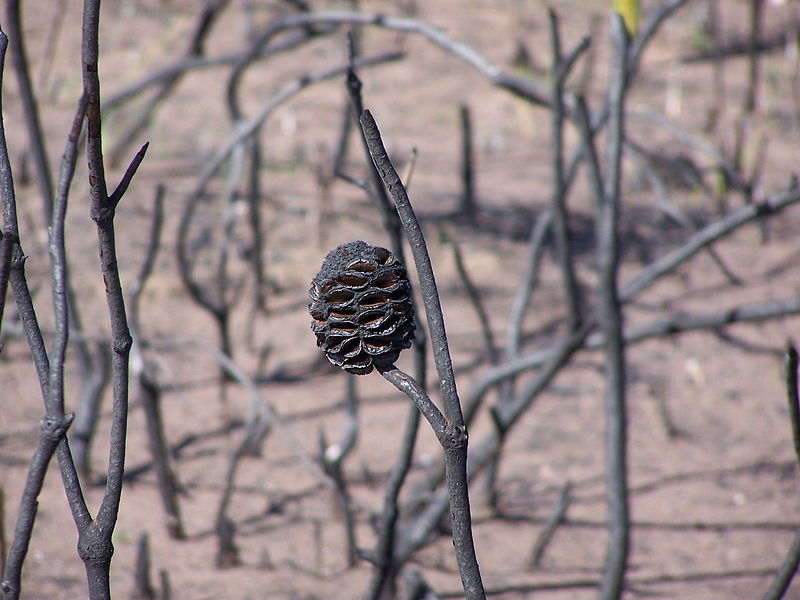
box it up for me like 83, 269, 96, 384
1, 0, 800, 598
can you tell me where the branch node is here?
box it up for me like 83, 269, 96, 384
112, 334, 133, 355
40, 412, 74, 443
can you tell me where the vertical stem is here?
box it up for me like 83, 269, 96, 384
597, 14, 630, 600
760, 344, 800, 600
81, 1, 143, 597
5, 0, 54, 226
362, 403, 420, 600
459, 104, 476, 219
360, 110, 485, 600
744, 0, 765, 113
548, 9, 582, 331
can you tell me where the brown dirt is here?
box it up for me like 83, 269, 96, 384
2, 1, 800, 599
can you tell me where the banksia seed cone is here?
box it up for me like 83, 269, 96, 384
309, 241, 416, 375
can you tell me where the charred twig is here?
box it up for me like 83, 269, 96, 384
129, 185, 185, 540
108, 0, 230, 167
320, 375, 359, 569
528, 481, 572, 567
613, 298, 800, 345
131, 533, 155, 600
787, 345, 800, 464
579, 15, 631, 599
621, 184, 800, 301
103, 26, 336, 112
0, 231, 12, 334
0, 488, 5, 576
440, 226, 499, 365
402, 569, 440, 600
345, 50, 431, 599
361, 109, 485, 600
0, 74, 86, 600
63, 2, 146, 596
744, 0, 766, 113
547, 10, 589, 332
760, 343, 800, 600
624, 141, 742, 286
35, 0, 68, 95
8, 0, 102, 481
236, 10, 551, 107
363, 402, 421, 600
459, 104, 476, 220
344, 52, 404, 258
761, 531, 800, 600
150, 337, 334, 487
504, 209, 553, 358
5, 0, 54, 226
246, 136, 268, 316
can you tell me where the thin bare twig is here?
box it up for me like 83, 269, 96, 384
441, 226, 499, 364
528, 481, 572, 567
5, 0, 53, 226
129, 185, 185, 540
75, 2, 144, 596
132, 533, 155, 600
362, 402, 421, 600
108, 0, 230, 167
786, 345, 800, 464
595, 15, 631, 600
621, 184, 800, 302
345, 50, 431, 599
320, 376, 359, 569
0, 231, 12, 336
0, 76, 87, 600
459, 104, 476, 219
150, 337, 334, 489
548, 9, 589, 331
760, 344, 800, 600
8, 0, 101, 480
361, 109, 485, 600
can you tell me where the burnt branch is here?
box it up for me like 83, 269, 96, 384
547, 9, 589, 331
362, 402, 421, 600
176, 52, 402, 341
5, 0, 54, 226
528, 481, 572, 568
320, 376, 359, 569
0, 56, 88, 600
129, 185, 185, 539
103, 27, 335, 112
131, 533, 156, 600
504, 209, 553, 358
360, 109, 486, 600
72, 1, 144, 596
596, 15, 631, 600
8, 0, 102, 480
0, 231, 10, 337
760, 344, 800, 599
787, 345, 800, 465
107, 0, 230, 167
442, 227, 499, 365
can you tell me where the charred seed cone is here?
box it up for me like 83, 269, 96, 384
309, 241, 416, 375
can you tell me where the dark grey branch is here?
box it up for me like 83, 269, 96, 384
760, 344, 800, 600
360, 109, 485, 600
548, 9, 588, 331
5, 0, 54, 227
597, 15, 631, 600
0, 50, 89, 600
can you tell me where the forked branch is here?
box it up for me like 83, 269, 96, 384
360, 109, 486, 600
